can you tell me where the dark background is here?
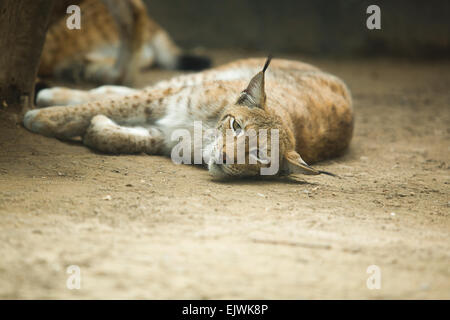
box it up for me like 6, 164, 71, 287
144, 0, 450, 58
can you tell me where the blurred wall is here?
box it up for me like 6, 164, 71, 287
144, 0, 450, 58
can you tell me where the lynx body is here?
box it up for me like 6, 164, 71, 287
26, 58, 353, 178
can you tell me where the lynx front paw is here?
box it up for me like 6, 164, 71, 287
23, 109, 45, 134
36, 88, 90, 107
36, 89, 55, 108
23, 109, 60, 137
23, 107, 87, 139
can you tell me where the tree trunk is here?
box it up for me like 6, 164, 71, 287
0, 0, 55, 116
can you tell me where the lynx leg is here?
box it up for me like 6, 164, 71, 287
83, 115, 164, 154
37, 85, 139, 107
100, 0, 147, 85
24, 86, 176, 139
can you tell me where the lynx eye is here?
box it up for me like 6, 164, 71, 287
229, 117, 243, 136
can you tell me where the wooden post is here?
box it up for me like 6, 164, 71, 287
0, 0, 55, 116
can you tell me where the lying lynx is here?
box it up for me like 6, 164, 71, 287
39, 0, 210, 85
25, 57, 353, 178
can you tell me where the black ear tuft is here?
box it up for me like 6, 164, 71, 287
262, 55, 273, 73
235, 55, 273, 109
176, 54, 211, 71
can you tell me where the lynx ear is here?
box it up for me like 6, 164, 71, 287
283, 150, 336, 176
236, 56, 272, 109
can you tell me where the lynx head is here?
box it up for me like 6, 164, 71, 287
208, 56, 335, 178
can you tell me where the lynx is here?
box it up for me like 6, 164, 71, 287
39, 0, 210, 85
25, 57, 353, 178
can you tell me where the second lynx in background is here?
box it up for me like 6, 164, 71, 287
39, 0, 210, 85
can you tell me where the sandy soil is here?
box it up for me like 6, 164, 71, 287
0, 51, 449, 299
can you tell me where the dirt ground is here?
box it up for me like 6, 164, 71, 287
0, 51, 449, 299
